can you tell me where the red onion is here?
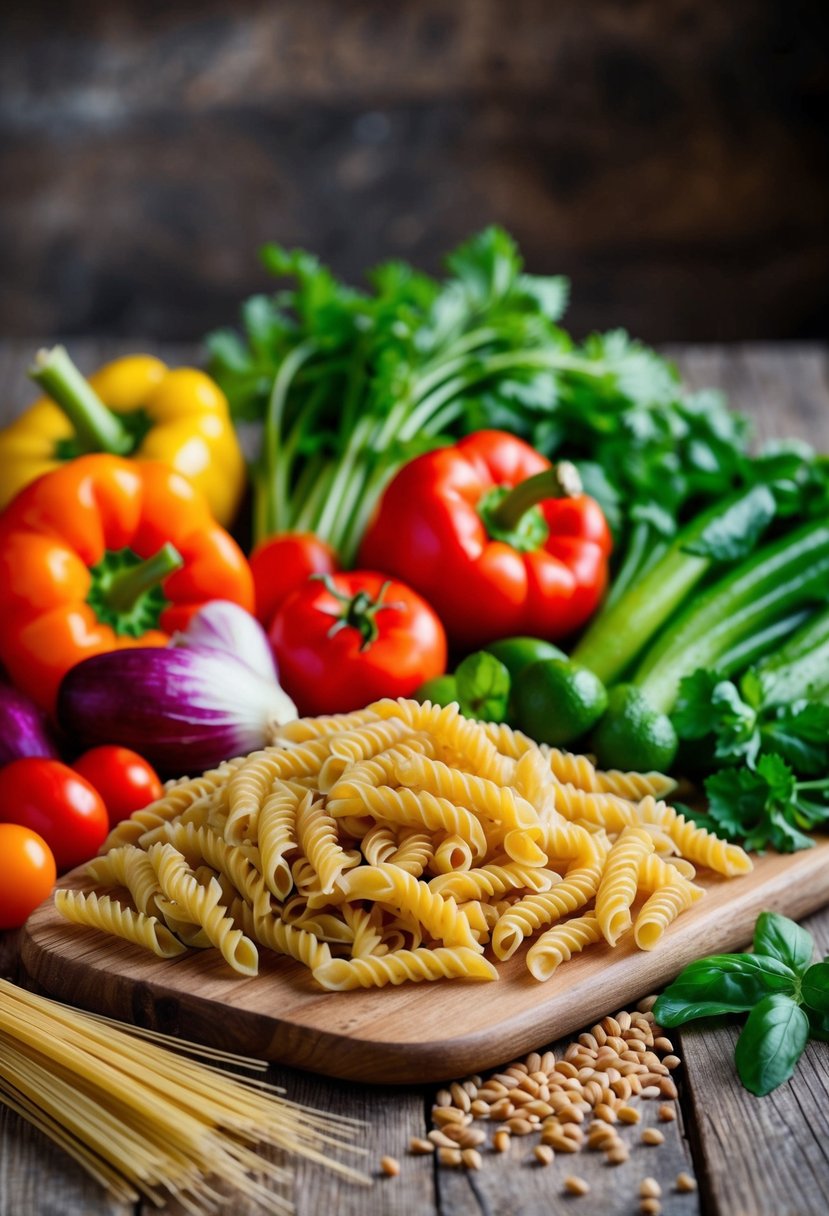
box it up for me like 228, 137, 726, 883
0, 681, 59, 766
57, 604, 297, 776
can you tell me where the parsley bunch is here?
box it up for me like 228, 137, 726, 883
674, 606, 829, 851
205, 227, 745, 565
655, 911, 829, 1096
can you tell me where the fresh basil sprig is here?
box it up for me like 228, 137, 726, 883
654, 910, 827, 1096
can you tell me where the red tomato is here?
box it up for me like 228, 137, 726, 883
268, 571, 447, 716
0, 823, 57, 929
0, 759, 109, 872
250, 533, 339, 628
72, 746, 164, 827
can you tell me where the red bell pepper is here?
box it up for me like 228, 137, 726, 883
358, 430, 612, 648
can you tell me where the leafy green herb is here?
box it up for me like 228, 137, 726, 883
753, 911, 815, 973
734, 995, 810, 1096
206, 226, 749, 565
701, 754, 829, 853
654, 911, 824, 1097
454, 651, 511, 723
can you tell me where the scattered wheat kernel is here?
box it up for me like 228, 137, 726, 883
541, 1051, 556, 1071
470, 1074, 483, 1087
462, 1148, 482, 1170
433, 1106, 466, 1125
617, 1011, 632, 1031
659, 1078, 678, 1099
653, 1036, 673, 1053
451, 1083, 472, 1112
595, 1103, 617, 1123
642, 1128, 665, 1146
640, 1199, 662, 1216
606, 1146, 629, 1165
380, 1156, 400, 1177
409, 1138, 435, 1155
618, 1106, 641, 1124
435, 1089, 452, 1107
534, 1143, 555, 1166
470, 1099, 490, 1118
437, 1147, 462, 1167
507, 1117, 534, 1136
640, 1086, 661, 1100
640, 1177, 662, 1198
462, 1079, 478, 1097
526, 1051, 542, 1073
443, 1125, 467, 1144
675, 1172, 698, 1193
657, 1104, 676, 1123
663, 1055, 681, 1071
427, 1130, 457, 1148
493, 1130, 511, 1153
564, 1175, 590, 1196
636, 994, 658, 1011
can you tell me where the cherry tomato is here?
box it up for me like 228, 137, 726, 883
268, 570, 447, 716
72, 746, 164, 827
0, 758, 109, 872
250, 532, 339, 629
0, 823, 57, 929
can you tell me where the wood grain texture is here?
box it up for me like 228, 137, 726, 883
1, 2, 827, 342
19, 841, 829, 1084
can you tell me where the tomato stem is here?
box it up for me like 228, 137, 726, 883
29, 346, 133, 457
316, 575, 402, 650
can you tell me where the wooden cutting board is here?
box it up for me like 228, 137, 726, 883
20, 841, 829, 1084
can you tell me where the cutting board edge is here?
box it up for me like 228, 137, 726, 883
19, 841, 829, 1085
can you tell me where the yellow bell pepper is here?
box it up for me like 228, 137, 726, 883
0, 346, 246, 527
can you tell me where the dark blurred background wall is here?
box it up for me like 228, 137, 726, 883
1, 0, 827, 343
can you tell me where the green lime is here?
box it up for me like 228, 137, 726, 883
485, 636, 567, 681
513, 659, 608, 746
414, 674, 458, 707
590, 684, 678, 773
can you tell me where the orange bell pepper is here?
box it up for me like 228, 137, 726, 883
0, 454, 254, 712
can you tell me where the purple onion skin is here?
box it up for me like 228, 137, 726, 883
57, 648, 259, 778
0, 681, 60, 766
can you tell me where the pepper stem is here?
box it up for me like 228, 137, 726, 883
102, 543, 183, 612
29, 345, 132, 456
488, 462, 582, 533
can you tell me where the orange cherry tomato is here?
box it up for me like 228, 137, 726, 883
0, 823, 57, 929
0, 759, 109, 872
72, 746, 164, 827
250, 532, 339, 629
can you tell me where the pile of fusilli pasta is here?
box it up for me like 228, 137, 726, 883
56, 698, 752, 989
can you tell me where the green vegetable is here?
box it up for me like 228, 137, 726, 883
454, 652, 511, 723
654, 911, 824, 1097
414, 674, 459, 707
513, 659, 607, 746
572, 487, 775, 685
633, 519, 829, 714
589, 685, 677, 773
484, 636, 566, 681
206, 227, 741, 565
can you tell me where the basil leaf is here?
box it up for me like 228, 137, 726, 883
734, 994, 810, 1096
807, 1007, 829, 1042
455, 652, 511, 723
654, 954, 798, 1027
753, 911, 814, 974
801, 962, 829, 1014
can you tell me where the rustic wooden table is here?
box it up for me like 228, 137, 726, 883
1, 340, 828, 1216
